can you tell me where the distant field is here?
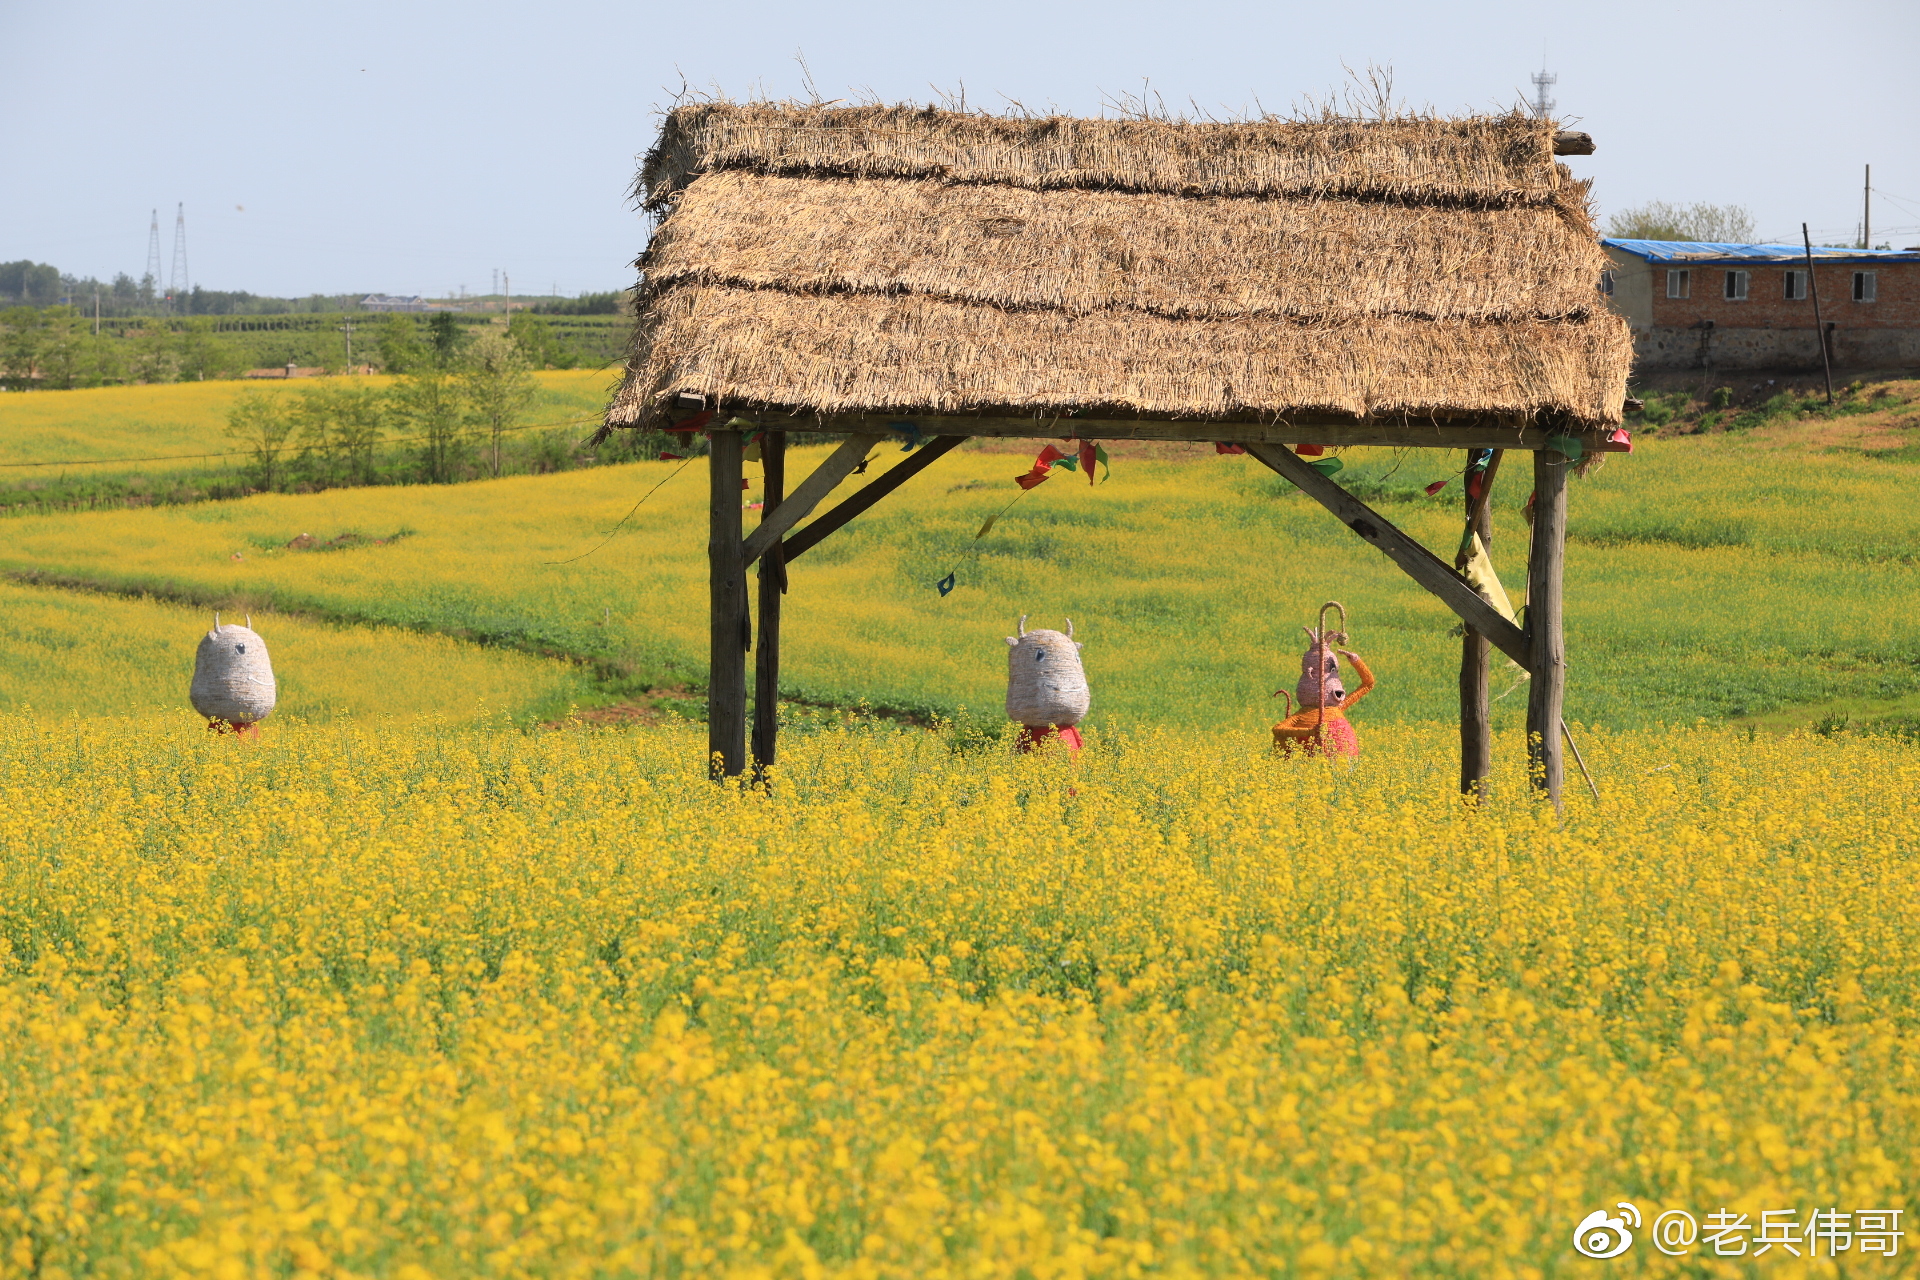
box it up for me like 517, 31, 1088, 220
3, 403, 1919, 732
0, 578, 595, 724
0, 369, 617, 471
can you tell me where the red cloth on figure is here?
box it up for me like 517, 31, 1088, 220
1015, 724, 1083, 754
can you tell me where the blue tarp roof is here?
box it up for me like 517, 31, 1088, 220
1602, 238, 1920, 265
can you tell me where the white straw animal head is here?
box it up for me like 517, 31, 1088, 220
190, 615, 277, 724
1004, 616, 1090, 728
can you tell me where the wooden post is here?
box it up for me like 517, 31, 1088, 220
752, 431, 785, 780
708, 429, 748, 779
1458, 449, 1498, 798
1526, 446, 1570, 807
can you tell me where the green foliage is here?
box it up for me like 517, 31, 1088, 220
461, 331, 539, 477
530, 290, 626, 315
506, 312, 578, 369
389, 367, 470, 483
375, 314, 430, 375
0, 260, 62, 305
1605, 201, 1757, 243
222, 392, 296, 490
290, 382, 389, 486
427, 313, 468, 368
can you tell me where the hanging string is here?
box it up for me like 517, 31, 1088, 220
544, 457, 696, 565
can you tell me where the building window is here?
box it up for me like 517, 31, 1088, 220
1724, 270, 1750, 300
1784, 270, 1807, 300
1667, 269, 1690, 299
1853, 271, 1877, 302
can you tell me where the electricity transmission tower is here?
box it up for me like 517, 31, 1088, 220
169, 203, 189, 309
1530, 67, 1557, 120
144, 210, 163, 305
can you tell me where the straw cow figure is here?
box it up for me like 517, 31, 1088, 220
1005, 616, 1089, 752
190, 614, 276, 737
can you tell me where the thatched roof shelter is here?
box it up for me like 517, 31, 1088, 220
606, 103, 1632, 436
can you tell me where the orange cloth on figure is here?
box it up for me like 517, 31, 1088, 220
1273, 653, 1374, 758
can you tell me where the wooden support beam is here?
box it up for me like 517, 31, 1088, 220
1553, 131, 1595, 156
1526, 447, 1571, 808
752, 431, 785, 781
1243, 442, 1532, 670
815, 414, 1629, 452
783, 436, 970, 564
741, 433, 886, 566
1459, 448, 1504, 799
708, 431, 749, 779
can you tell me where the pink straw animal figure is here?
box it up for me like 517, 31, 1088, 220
1272, 603, 1374, 758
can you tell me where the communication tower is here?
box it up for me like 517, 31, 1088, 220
169, 203, 190, 306
1530, 67, 1557, 120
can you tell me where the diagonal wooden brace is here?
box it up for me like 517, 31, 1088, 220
741, 433, 886, 566
1243, 442, 1532, 671
784, 436, 969, 563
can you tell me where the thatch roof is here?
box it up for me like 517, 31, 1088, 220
607, 103, 1632, 431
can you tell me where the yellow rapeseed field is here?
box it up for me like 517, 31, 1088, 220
0, 371, 611, 471
2, 714, 1915, 1276
0, 579, 593, 724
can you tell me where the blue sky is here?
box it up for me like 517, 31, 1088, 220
5, 0, 1916, 298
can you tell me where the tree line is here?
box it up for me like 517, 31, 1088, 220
0, 308, 596, 390
220, 322, 657, 493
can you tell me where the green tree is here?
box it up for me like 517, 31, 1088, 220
390, 369, 469, 483
375, 314, 429, 374
506, 312, 578, 369
0, 307, 45, 388
292, 382, 388, 486
461, 330, 538, 476
125, 321, 179, 383
35, 308, 91, 389
225, 392, 296, 490
427, 312, 469, 368
174, 318, 242, 381
1605, 202, 1757, 243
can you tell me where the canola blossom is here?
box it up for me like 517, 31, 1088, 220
1, 715, 1917, 1276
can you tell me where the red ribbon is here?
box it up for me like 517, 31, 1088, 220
1016, 724, 1084, 754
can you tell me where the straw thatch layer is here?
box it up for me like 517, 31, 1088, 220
642, 104, 1567, 208
644, 172, 1606, 323
608, 286, 1631, 427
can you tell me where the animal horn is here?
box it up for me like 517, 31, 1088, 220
1018, 615, 1028, 637
1065, 618, 1074, 639
215, 611, 222, 630
245, 614, 252, 630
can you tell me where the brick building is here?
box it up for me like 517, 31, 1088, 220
1600, 239, 1920, 371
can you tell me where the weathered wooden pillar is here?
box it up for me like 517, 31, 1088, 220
708, 429, 748, 779
1459, 450, 1494, 798
751, 431, 785, 780
1526, 446, 1570, 807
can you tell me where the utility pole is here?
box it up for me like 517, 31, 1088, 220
1802, 223, 1833, 405
93, 289, 100, 336
338, 321, 356, 374
1864, 164, 1872, 249
504, 272, 510, 315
